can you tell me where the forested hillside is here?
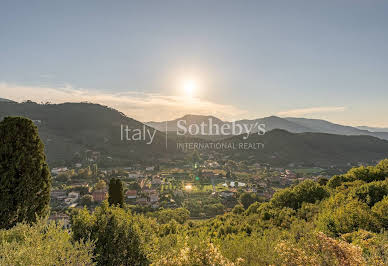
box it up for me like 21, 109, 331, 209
0, 101, 177, 164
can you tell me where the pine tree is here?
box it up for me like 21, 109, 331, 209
108, 178, 124, 207
0, 117, 51, 229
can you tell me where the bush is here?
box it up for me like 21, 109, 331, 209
0, 220, 94, 265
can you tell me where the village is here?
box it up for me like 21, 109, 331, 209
48, 150, 334, 226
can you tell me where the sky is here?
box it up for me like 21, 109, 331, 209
1, 0, 388, 126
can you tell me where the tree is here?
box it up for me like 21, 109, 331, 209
79, 194, 94, 207
0, 220, 94, 265
239, 192, 258, 209
71, 203, 154, 265
108, 178, 124, 207
0, 117, 51, 229
95, 179, 107, 190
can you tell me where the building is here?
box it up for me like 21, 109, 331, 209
136, 197, 148, 205
145, 166, 155, 171
128, 172, 142, 179
48, 213, 70, 228
220, 191, 235, 198
92, 189, 107, 202
51, 167, 68, 176
126, 190, 137, 199
68, 191, 80, 200
51, 190, 67, 200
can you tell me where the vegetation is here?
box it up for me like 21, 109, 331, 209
0, 220, 94, 265
0, 118, 387, 264
0, 117, 51, 229
108, 178, 124, 207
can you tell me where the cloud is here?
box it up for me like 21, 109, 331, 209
277, 106, 346, 117
0, 82, 248, 122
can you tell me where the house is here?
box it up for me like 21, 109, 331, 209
136, 197, 148, 205
51, 167, 68, 176
92, 189, 107, 202
128, 172, 142, 179
48, 213, 70, 228
126, 190, 137, 199
145, 166, 155, 171
64, 191, 79, 205
51, 190, 67, 200
220, 191, 235, 198
68, 191, 80, 200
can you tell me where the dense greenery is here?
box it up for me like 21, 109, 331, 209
0, 220, 94, 265
0, 117, 51, 229
2, 150, 388, 264
71, 202, 155, 265
66, 160, 388, 265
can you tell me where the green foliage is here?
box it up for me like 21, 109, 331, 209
239, 192, 258, 209
0, 220, 94, 265
71, 202, 156, 265
372, 196, 388, 229
79, 194, 94, 207
271, 180, 329, 209
94, 179, 106, 190
108, 178, 124, 207
0, 117, 51, 229
317, 195, 381, 237
153, 208, 190, 224
351, 179, 388, 207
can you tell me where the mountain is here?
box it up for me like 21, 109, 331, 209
357, 126, 388, 133
221, 129, 388, 167
147, 115, 388, 140
0, 101, 178, 165
0, 98, 16, 103
146, 115, 311, 136
2, 103, 388, 168
147, 114, 225, 133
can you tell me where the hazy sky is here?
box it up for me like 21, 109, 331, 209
1, 0, 388, 126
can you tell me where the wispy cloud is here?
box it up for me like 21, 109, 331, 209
0, 82, 248, 122
277, 106, 346, 117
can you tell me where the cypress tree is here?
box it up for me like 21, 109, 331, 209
0, 117, 51, 229
108, 178, 124, 207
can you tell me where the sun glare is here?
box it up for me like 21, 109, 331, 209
183, 80, 196, 97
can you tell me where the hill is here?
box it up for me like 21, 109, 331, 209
285, 117, 388, 140
0, 98, 16, 103
357, 125, 388, 133
217, 129, 388, 167
2, 102, 388, 167
0, 101, 178, 165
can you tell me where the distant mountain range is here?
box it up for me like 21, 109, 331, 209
146, 115, 388, 140
1, 101, 388, 167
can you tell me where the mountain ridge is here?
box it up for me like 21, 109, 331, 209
146, 114, 388, 140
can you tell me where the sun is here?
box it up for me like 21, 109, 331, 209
183, 80, 196, 97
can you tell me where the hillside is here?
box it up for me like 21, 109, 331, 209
218, 129, 388, 167
1, 102, 388, 167
0, 101, 178, 164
